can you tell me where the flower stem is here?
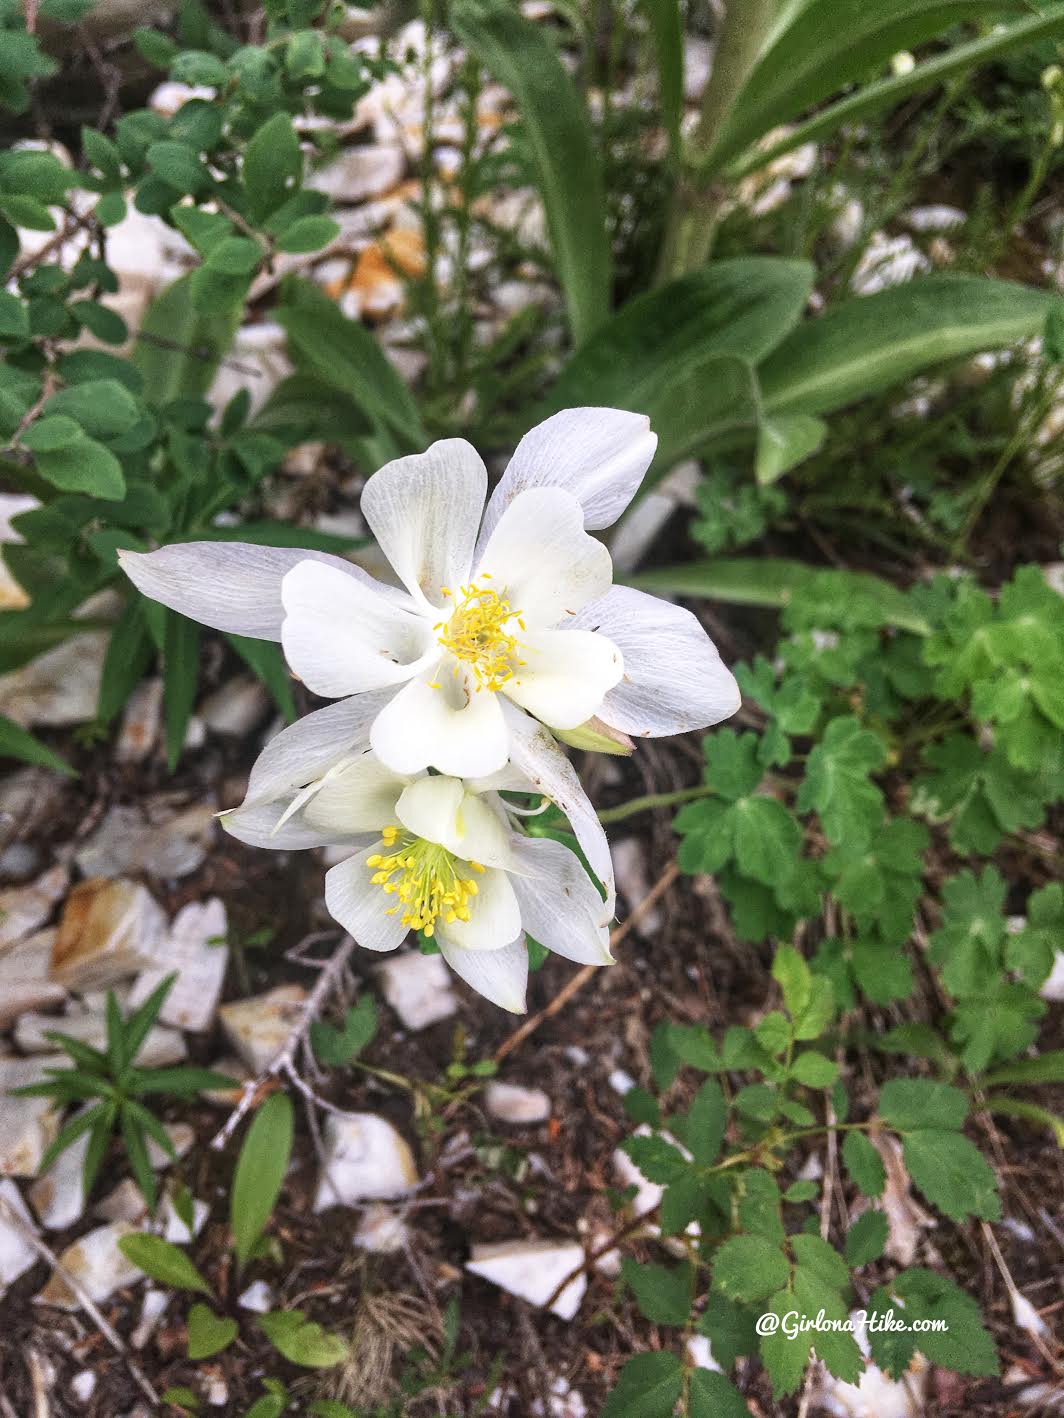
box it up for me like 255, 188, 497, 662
597, 783, 715, 824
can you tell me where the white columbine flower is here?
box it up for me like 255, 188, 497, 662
119, 408, 740, 781
221, 706, 615, 1013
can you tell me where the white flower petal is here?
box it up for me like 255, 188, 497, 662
395, 776, 514, 868
281, 561, 436, 698
369, 667, 510, 778
118, 542, 399, 641
242, 694, 393, 808
361, 439, 486, 610
324, 846, 411, 952
222, 799, 371, 851
507, 836, 614, 965
505, 628, 623, 730
570, 586, 740, 736
500, 699, 615, 925
436, 867, 521, 952
474, 487, 613, 628
478, 408, 657, 547
438, 935, 528, 1013
304, 753, 412, 836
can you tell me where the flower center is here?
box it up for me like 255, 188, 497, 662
367, 825, 485, 937
435, 576, 525, 692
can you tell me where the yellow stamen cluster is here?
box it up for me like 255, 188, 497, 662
435, 575, 526, 692
367, 824, 486, 937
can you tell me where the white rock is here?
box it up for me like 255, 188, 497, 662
146, 1122, 195, 1171
115, 678, 163, 764
95, 1178, 148, 1225
484, 1082, 551, 1126
313, 1113, 419, 1212
129, 897, 228, 1033
0, 1055, 62, 1176
206, 1377, 228, 1406
71, 1370, 96, 1403
49, 877, 166, 990
0, 865, 68, 952
354, 1203, 409, 1254
160, 1192, 208, 1244
376, 951, 457, 1030
685, 1334, 722, 1372
15, 1006, 186, 1066
220, 984, 306, 1073
36, 1221, 143, 1309
608, 1069, 637, 1096
149, 81, 217, 117
29, 1107, 91, 1230
611, 839, 662, 937
0, 928, 67, 1028
902, 204, 966, 233
74, 802, 216, 881
813, 1310, 928, 1418
198, 677, 270, 737
307, 143, 406, 202
200, 1056, 249, 1107
466, 1238, 586, 1320
132, 1288, 170, 1348
238, 1279, 274, 1312
531, 1376, 588, 1418
0, 632, 107, 728
683, 37, 713, 101
0, 1177, 40, 1292
1012, 1290, 1050, 1339
1039, 951, 1064, 1002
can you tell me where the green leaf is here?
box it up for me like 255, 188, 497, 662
0, 711, 74, 776
134, 273, 242, 402
790, 1051, 838, 1088
276, 278, 423, 447
258, 1310, 348, 1368
187, 1303, 239, 1360
927, 868, 1006, 997
545, 258, 812, 460
118, 1234, 213, 1294
231, 1092, 294, 1266
879, 1079, 967, 1132
99, 598, 156, 727
641, 0, 683, 161
842, 1130, 886, 1198
164, 612, 201, 770
146, 140, 209, 195
984, 1049, 1064, 1087
844, 1209, 888, 1266
797, 715, 886, 847
686, 1078, 727, 1166
705, 0, 1034, 175
243, 111, 302, 222
756, 413, 826, 484
1006, 883, 1064, 988
761, 277, 1055, 418
902, 1130, 1000, 1222
621, 1258, 692, 1326
43, 378, 139, 441
735, 6, 1064, 180
891, 1268, 999, 1377
600, 1352, 683, 1418
713, 1234, 790, 1303
33, 433, 125, 500
621, 1133, 690, 1185
451, 0, 608, 346
0, 290, 28, 340
275, 215, 340, 253
310, 995, 378, 1066
688, 1370, 750, 1418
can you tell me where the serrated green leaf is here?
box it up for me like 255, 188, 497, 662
600, 1352, 682, 1418
844, 1210, 888, 1266
713, 1234, 790, 1302
797, 716, 886, 846
901, 1130, 1000, 1222
842, 1131, 885, 1198
621, 1257, 692, 1326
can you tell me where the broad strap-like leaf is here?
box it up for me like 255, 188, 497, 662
452, 0, 610, 347
704, 0, 1034, 175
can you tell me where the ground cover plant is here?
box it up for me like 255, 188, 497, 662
0, 0, 1061, 1414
